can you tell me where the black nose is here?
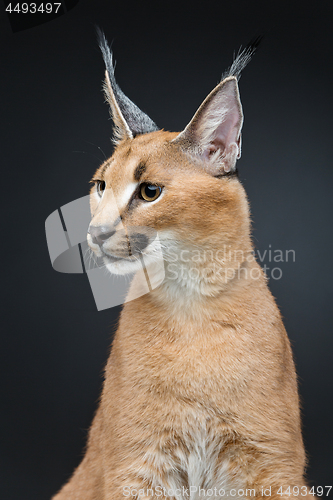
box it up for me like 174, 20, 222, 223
89, 225, 116, 247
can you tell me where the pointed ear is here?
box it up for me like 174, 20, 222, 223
97, 30, 159, 143
173, 76, 243, 175
103, 70, 133, 142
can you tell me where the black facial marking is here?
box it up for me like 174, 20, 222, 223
113, 216, 122, 227
101, 160, 113, 177
134, 162, 146, 182
124, 146, 132, 158
129, 233, 149, 253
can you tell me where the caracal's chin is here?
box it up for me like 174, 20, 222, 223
103, 254, 144, 275
102, 240, 164, 276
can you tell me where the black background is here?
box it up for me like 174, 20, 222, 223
1, 1, 332, 499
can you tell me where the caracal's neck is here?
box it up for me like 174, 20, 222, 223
129, 255, 266, 326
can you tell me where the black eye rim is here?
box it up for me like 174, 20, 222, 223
96, 180, 106, 197
139, 183, 163, 202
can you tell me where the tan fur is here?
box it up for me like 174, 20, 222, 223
53, 88, 312, 499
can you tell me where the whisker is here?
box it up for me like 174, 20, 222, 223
86, 141, 108, 160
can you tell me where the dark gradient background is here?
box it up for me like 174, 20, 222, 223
1, 1, 332, 499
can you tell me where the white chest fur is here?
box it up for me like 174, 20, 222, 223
132, 419, 246, 500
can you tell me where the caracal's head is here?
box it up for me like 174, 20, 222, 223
87, 32, 257, 294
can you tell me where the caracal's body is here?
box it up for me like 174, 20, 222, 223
53, 34, 312, 500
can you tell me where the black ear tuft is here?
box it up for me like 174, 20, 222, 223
96, 27, 159, 139
221, 35, 263, 81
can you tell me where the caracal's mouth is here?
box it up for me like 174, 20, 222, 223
102, 251, 143, 264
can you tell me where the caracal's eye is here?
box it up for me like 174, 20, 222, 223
96, 180, 106, 197
140, 183, 162, 202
